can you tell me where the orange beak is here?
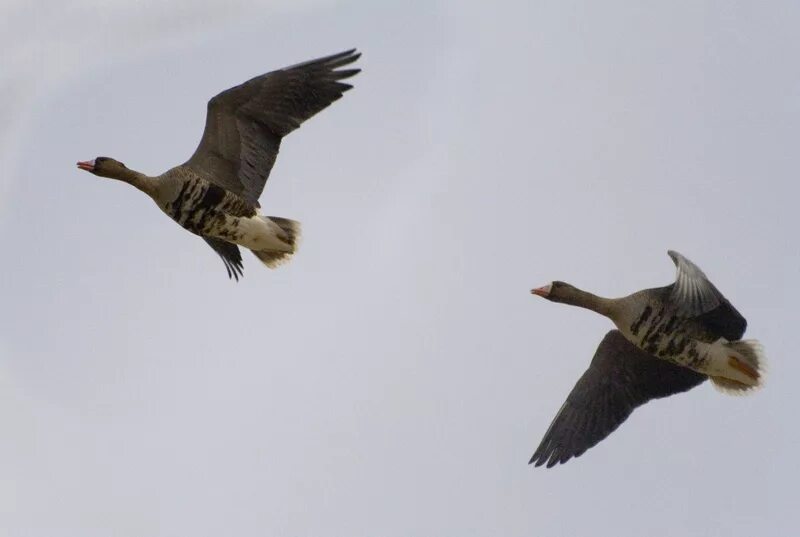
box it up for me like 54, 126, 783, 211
531, 285, 551, 297
77, 160, 95, 172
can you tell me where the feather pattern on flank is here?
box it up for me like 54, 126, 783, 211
529, 250, 766, 467
76, 49, 360, 279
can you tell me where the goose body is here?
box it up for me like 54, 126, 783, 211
529, 250, 765, 468
78, 49, 361, 279
156, 169, 292, 253
611, 285, 753, 385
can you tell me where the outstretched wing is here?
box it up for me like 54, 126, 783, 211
668, 250, 726, 315
203, 237, 244, 281
529, 330, 706, 468
184, 49, 361, 206
667, 250, 746, 338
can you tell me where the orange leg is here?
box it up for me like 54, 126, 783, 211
728, 356, 759, 380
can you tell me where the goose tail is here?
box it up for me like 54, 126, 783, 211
710, 339, 767, 395
251, 217, 302, 269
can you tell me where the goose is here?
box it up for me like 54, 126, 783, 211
77, 49, 361, 280
528, 250, 765, 468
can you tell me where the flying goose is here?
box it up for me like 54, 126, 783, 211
77, 49, 361, 280
528, 250, 765, 468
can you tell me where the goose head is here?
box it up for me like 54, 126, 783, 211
76, 157, 128, 179
531, 281, 579, 304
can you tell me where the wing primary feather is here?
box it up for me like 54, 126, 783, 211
668, 250, 723, 316
529, 331, 706, 468
185, 49, 362, 205
203, 237, 244, 281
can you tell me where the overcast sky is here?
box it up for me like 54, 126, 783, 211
1, 1, 799, 536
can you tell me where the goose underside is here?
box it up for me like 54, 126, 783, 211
622, 301, 764, 393
163, 177, 299, 275
624, 302, 708, 369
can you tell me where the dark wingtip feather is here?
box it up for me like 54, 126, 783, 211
324, 56, 361, 73
328, 48, 360, 62
223, 258, 243, 281
332, 68, 362, 80
328, 48, 358, 60
529, 447, 564, 468
529, 452, 563, 468
285, 48, 361, 74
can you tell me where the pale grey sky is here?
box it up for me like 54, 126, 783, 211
1, 1, 798, 536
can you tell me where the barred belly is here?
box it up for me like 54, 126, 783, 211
164, 178, 253, 241
623, 304, 712, 371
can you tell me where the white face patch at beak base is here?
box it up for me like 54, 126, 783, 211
531, 283, 552, 297
77, 159, 96, 172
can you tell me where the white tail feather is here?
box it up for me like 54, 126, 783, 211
250, 217, 302, 269
710, 339, 766, 396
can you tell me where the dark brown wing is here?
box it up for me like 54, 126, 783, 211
667, 250, 747, 340
693, 299, 747, 341
203, 237, 244, 281
184, 49, 361, 206
529, 330, 706, 468
660, 280, 747, 341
